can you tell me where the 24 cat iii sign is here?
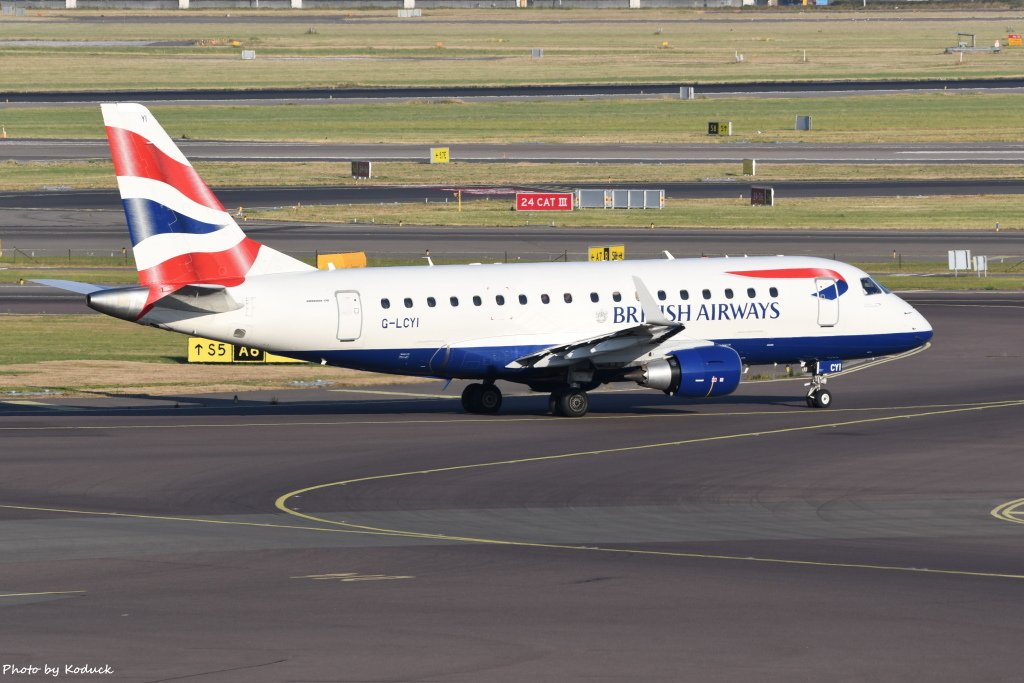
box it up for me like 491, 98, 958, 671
515, 192, 574, 211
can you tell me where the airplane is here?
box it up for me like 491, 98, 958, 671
36, 103, 933, 417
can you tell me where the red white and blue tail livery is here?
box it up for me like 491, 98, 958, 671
36, 104, 933, 416
101, 102, 312, 310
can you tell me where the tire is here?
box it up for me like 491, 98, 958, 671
548, 392, 561, 416
461, 383, 483, 413
477, 384, 502, 414
558, 389, 589, 418
805, 393, 816, 408
813, 388, 833, 409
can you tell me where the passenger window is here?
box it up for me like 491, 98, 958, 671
680, 290, 689, 301
725, 289, 734, 300
427, 297, 436, 308
861, 277, 885, 295
769, 287, 779, 298
563, 293, 573, 303
747, 288, 756, 299
702, 289, 711, 300
519, 294, 528, 305
381, 298, 391, 309
450, 296, 459, 307
612, 291, 622, 302
496, 294, 505, 305
404, 297, 413, 309
473, 295, 482, 306
590, 292, 599, 303
541, 294, 550, 304
657, 290, 667, 301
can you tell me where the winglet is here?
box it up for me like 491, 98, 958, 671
631, 276, 673, 326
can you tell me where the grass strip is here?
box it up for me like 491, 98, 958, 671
3, 93, 1024, 143
1, 160, 1022, 191
3, 9, 1024, 88
0, 314, 182, 365
249, 194, 1024, 230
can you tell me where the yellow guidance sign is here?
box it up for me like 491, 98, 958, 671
187, 338, 304, 364
588, 245, 626, 262
316, 251, 367, 270
430, 147, 450, 164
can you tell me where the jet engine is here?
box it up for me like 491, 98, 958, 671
625, 345, 742, 398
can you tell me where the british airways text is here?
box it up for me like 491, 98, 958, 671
613, 302, 781, 324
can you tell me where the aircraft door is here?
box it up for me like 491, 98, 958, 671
335, 291, 362, 341
815, 278, 839, 327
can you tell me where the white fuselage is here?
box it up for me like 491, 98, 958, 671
142, 255, 932, 382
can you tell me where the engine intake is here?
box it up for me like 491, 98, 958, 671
626, 345, 742, 398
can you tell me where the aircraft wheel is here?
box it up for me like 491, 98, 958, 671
477, 384, 502, 414
812, 388, 833, 409
548, 392, 562, 416
805, 394, 816, 408
461, 383, 483, 413
558, 389, 589, 418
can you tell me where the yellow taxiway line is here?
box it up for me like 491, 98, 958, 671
274, 398, 1024, 581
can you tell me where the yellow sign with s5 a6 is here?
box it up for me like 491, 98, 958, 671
187, 338, 304, 364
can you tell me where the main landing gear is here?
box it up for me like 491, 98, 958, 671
461, 381, 593, 417
805, 374, 833, 409
461, 382, 502, 415
548, 387, 589, 418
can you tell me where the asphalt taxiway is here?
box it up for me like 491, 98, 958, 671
3, 210, 1020, 264
6, 139, 1024, 164
6, 78, 1024, 104
1, 292, 1022, 681
3, 179, 1023, 214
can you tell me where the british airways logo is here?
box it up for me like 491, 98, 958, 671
727, 267, 849, 301
614, 301, 781, 324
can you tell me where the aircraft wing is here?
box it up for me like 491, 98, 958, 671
507, 321, 684, 369
507, 275, 685, 369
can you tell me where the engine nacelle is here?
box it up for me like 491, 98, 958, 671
627, 345, 742, 398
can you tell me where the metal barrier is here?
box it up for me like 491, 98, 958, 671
575, 189, 664, 209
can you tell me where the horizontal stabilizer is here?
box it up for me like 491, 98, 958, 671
31, 279, 108, 295
85, 283, 242, 321
157, 284, 243, 315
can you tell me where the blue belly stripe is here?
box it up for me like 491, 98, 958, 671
282, 330, 932, 380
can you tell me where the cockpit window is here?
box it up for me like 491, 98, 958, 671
861, 277, 888, 295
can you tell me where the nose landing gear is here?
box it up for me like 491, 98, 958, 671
805, 374, 833, 409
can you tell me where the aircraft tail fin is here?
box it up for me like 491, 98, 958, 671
101, 103, 313, 298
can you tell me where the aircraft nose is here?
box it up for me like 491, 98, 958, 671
910, 307, 933, 344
